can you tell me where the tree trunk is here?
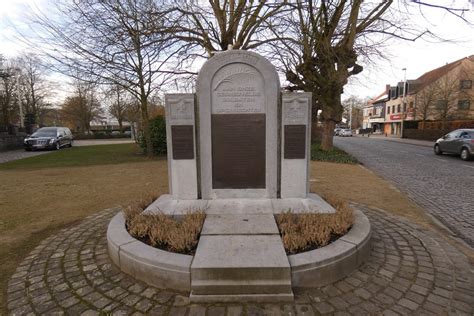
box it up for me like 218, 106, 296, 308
140, 95, 153, 157
321, 120, 336, 150
118, 119, 123, 133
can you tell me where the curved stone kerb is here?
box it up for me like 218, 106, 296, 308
289, 209, 371, 288
107, 212, 193, 291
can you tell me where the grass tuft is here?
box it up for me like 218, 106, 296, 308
124, 196, 206, 255
275, 194, 354, 254
311, 141, 358, 164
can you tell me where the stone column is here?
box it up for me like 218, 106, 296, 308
165, 94, 198, 200
280, 92, 312, 198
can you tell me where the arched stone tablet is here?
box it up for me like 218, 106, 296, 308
197, 50, 280, 199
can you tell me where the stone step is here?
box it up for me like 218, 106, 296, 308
190, 234, 293, 302
191, 279, 292, 295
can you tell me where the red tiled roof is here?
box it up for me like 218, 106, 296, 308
368, 91, 387, 104
414, 55, 473, 91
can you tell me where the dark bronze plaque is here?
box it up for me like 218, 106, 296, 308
171, 125, 194, 160
284, 125, 306, 159
212, 114, 265, 189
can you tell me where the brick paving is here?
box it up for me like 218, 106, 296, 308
6, 206, 473, 315
335, 136, 474, 247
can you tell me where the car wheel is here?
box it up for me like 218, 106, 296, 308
460, 148, 471, 161
56, 142, 61, 150
434, 144, 442, 155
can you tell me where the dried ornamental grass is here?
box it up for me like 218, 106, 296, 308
123, 196, 206, 254
276, 195, 354, 254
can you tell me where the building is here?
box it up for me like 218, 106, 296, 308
364, 55, 474, 137
368, 89, 387, 134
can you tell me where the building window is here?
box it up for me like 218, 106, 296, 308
387, 106, 390, 114
397, 104, 401, 113
409, 102, 413, 109
458, 100, 471, 110
392, 105, 395, 113
460, 80, 472, 89
403, 104, 406, 112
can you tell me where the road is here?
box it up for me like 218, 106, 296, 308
335, 136, 474, 248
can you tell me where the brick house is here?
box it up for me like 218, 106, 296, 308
364, 55, 474, 136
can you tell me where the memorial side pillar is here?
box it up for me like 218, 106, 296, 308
281, 92, 312, 198
165, 94, 198, 199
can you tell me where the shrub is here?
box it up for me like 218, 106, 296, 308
275, 195, 354, 254
124, 194, 206, 254
139, 115, 167, 155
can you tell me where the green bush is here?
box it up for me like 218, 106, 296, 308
139, 116, 167, 155
311, 141, 358, 164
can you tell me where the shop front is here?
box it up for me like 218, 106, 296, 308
385, 114, 402, 136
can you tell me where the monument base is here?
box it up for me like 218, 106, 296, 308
144, 193, 335, 215
107, 194, 371, 303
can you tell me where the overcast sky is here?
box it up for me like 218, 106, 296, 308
1, 0, 473, 102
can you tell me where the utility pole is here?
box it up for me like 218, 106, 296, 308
401, 68, 407, 138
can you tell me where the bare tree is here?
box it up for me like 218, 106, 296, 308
0, 58, 20, 130
342, 96, 367, 129
166, 0, 288, 56
269, 1, 471, 150
61, 81, 103, 133
15, 54, 52, 128
415, 84, 437, 128
432, 73, 462, 129
107, 85, 128, 133
24, 0, 181, 156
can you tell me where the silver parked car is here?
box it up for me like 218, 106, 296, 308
339, 129, 352, 137
434, 129, 474, 161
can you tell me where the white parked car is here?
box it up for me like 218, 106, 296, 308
339, 129, 352, 137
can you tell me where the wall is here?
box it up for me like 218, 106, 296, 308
0, 135, 25, 151
403, 129, 449, 141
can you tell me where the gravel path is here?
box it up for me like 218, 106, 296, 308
7, 206, 473, 315
0, 150, 51, 164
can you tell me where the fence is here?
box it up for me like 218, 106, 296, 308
402, 120, 474, 141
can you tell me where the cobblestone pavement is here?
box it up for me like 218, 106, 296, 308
335, 137, 474, 248
7, 207, 473, 315
0, 149, 51, 164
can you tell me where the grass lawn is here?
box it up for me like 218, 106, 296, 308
311, 141, 358, 164
0, 143, 156, 170
0, 144, 169, 313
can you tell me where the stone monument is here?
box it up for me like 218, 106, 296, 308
147, 50, 334, 302
108, 50, 371, 303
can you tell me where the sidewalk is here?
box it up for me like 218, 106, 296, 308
357, 134, 433, 148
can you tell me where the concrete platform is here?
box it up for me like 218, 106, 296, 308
145, 194, 335, 215
201, 214, 279, 235
107, 196, 371, 303
190, 235, 293, 301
